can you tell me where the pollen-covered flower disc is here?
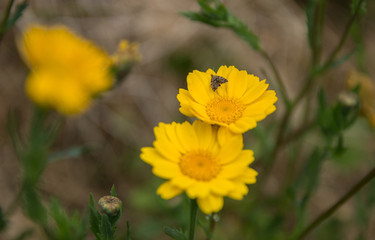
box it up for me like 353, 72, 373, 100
140, 120, 258, 214
19, 25, 113, 115
177, 66, 278, 133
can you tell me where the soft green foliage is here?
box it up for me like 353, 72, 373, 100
163, 226, 187, 240
4, 1, 28, 31
181, 0, 260, 51
317, 88, 360, 139
49, 199, 88, 240
89, 187, 125, 240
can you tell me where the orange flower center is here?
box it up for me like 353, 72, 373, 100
206, 97, 245, 124
179, 151, 221, 181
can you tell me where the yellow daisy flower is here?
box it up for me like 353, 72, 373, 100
177, 66, 277, 133
140, 120, 258, 214
19, 25, 113, 115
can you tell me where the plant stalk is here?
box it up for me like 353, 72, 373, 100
189, 199, 198, 240
296, 166, 375, 239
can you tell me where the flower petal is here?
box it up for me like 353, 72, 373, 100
216, 134, 243, 164
186, 182, 210, 198
197, 194, 224, 214
157, 181, 183, 199
187, 70, 213, 104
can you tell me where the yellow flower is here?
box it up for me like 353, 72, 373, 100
177, 66, 277, 133
346, 70, 375, 127
19, 25, 113, 115
140, 120, 257, 214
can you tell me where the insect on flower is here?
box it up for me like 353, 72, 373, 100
211, 74, 228, 91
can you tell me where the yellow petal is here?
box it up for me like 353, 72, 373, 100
219, 150, 254, 179
217, 126, 243, 146
157, 182, 183, 199
153, 123, 182, 162
228, 117, 257, 133
175, 121, 199, 152
140, 147, 166, 165
170, 175, 195, 189
197, 194, 224, 214
186, 182, 210, 198
226, 68, 247, 98
192, 120, 214, 149
152, 160, 180, 179
227, 183, 248, 200
241, 80, 269, 105
187, 70, 213, 104
209, 178, 234, 195
216, 135, 243, 164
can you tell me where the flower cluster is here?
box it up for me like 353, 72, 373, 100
19, 25, 113, 115
141, 65, 277, 214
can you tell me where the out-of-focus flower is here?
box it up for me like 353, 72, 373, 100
111, 40, 141, 81
19, 25, 113, 115
177, 65, 277, 134
346, 70, 375, 126
140, 120, 257, 214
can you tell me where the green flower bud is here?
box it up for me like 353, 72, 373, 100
98, 196, 122, 216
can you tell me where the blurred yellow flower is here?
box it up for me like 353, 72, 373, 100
140, 120, 257, 214
177, 66, 277, 133
19, 25, 113, 115
346, 70, 375, 126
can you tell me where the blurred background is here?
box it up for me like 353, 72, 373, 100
0, 0, 375, 239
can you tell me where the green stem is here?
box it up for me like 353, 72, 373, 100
296, 166, 375, 240
0, 0, 15, 43
260, 50, 291, 108
189, 199, 198, 240
321, 0, 365, 72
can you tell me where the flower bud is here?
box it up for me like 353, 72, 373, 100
98, 196, 122, 216
111, 40, 141, 82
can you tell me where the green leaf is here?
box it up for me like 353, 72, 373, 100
110, 185, 117, 197
99, 214, 115, 240
126, 221, 131, 240
181, 0, 261, 51
5, 1, 28, 31
89, 194, 101, 239
163, 226, 187, 240
22, 186, 47, 225
48, 146, 92, 163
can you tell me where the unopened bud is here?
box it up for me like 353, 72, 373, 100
98, 196, 122, 216
338, 92, 358, 108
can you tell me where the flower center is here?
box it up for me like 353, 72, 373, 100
206, 97, 245, 124
179, 151, 221, 181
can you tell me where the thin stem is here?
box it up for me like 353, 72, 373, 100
282, 119, 317, 146
296, 166, 375, 240
0, 0, 15, 43
260, 50, 291, 108
321, 0, 365, 72
205, 214, 217, 240
189, 199, 198, 240
262, 107, 291, 179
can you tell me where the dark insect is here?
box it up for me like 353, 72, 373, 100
211, 75, 228, 91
